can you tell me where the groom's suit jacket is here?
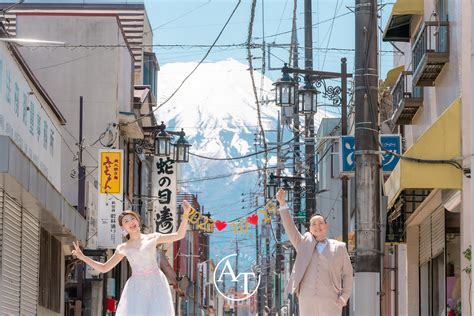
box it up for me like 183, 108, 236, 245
280, 207, 354, 303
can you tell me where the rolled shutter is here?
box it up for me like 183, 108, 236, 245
20, 210, 40, 315
431, 207, 445, 258
419, 217, 432, 265
1, 193, 22, 314
419, 207, 445, 265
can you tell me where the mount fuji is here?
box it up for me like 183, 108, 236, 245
156, 58, 333, 223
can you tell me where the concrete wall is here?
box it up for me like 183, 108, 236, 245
15, 14, 133, 206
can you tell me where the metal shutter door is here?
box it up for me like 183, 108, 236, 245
419, 217, 432, 265
20, 210, 39, 315
2, 193, 22, 314
431, 207, 445, 258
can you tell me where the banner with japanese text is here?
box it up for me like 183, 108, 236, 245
152, 156, 177, 234
97, 149, 124, 248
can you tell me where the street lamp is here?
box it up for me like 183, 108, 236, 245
139, 124, 192, 163
155, 121, 171, 157
174, 129, 191, 163
298, 75, 318, 114
282, 180, 293, 201
267, 173, 278, 198
274, 63, 297, 108
267, 173, 298, 201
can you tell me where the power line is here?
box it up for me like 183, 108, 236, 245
254, 11, 353, 40
147, 0, 212, 32
189, 131, 302, 161
321, 0, 342, 70
121, 0, 242, 126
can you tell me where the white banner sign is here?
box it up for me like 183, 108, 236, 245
97, 149, 124, 248
0, 44, 61, 188
152, 156, 177, 234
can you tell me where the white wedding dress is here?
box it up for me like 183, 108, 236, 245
115, 234, 175, 315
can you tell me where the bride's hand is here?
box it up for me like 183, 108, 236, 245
71, 241, 86, 261
182, 200, 192, 218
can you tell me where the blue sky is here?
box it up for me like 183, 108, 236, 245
145, 0, 396, 81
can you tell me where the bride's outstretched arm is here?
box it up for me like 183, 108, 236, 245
156, 200, 191, 244
71, 241, 124, 273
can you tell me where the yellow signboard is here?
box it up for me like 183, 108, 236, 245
99, 151, 122, 194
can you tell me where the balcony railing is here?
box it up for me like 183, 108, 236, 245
391, 71, 423, 125
412, 21, 449, 86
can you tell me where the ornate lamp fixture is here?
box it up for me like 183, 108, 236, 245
274, 63, 297, 108
174, 129, 191, 163
137, 122, 191, 163
298, 75, 318, 114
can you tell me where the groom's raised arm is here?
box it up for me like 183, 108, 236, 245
276, 189, 303, 249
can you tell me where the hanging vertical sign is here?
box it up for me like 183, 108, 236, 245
97, 149, 124, 248
153, 156, 177, 233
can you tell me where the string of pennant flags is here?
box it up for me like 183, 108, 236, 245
183, 200, 277, 234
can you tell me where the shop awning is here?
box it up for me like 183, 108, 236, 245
385, 98, 462, 208
119, 111, 144, 139
383, 0, 423, 42
382, 65, 404, 89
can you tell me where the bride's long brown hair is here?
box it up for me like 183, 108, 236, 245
118, 210, 141, 240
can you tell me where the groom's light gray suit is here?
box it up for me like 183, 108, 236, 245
280, 206, 353, 316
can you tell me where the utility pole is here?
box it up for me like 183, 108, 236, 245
265, 222, 271, 313
291, 0, 302, 230
255, 213, 263, 315
304, 0, 316, 223
275, 112, 282, 314
77, 96, 85, 306
354, 0, 381, 314
341, 58, 350, 316
235, 238, 239, 315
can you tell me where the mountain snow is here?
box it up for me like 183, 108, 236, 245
156, 58, 334, 218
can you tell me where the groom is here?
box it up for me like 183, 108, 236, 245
276, 188, 353, 316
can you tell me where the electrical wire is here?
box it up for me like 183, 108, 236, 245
147, 1, 212, 32
189, 131, 302, 161
321, 0, 342, 70
254, 11, 353, 40
121, 0, 242, 127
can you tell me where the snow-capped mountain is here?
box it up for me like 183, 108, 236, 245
156, 58, 333, 220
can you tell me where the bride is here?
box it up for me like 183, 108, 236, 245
72, 200, 192, 315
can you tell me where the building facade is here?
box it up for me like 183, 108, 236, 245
382, 0, 470, 314
0, 27, 86, 315
0, 2, 163, 314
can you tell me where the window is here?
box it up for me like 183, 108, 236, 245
143, 52, 158, 98
437, 0, 448, 21
38, 228, 61, 312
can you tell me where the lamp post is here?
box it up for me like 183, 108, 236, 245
274, 60, 351, 314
